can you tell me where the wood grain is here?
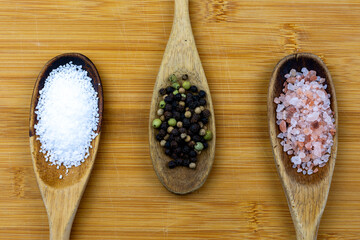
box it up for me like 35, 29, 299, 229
149, 0, 215, 195
268, 53, 338, 239
0, 0, 360, 239
29, 53, 104, 239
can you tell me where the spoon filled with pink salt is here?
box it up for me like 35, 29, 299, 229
268, 53, 338, 240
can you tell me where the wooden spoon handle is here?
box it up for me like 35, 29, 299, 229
42, 185, 82, 240
173, 0, 191, 33
285, 183, 326, 240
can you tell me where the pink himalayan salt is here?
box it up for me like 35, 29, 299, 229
274, 68, 336, 175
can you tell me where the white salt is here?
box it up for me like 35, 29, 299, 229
34, 62, 99, 177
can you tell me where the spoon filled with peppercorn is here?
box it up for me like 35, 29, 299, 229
268, 53, 338, 239
149, 0, 215, 195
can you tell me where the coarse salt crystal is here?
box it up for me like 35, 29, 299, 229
34, 62, 99, 179
274, 68, 336, 175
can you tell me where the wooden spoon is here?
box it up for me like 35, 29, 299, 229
29, 53, 103, 240
149, 0, 215, 194
268, 53, 338, 240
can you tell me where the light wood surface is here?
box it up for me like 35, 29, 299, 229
1, 0, 360, 239
29, 53, 104, 239
149, 0, 215, 195
268, 53, 338, 240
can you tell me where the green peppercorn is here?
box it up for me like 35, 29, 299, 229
169, 74, 177, 83
172, 82, 180, 90
159, 100, 166, 108
168, 118, 177, 126
173, 90, 179, 95
182, 81, 191, 90
181, 93, 186, 99
204, 130, 213, 140
152, 119, 162, 128
194, 142, 204, 151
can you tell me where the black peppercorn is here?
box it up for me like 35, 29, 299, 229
198, 90, 206, 98
183, 159, 190, 166
182, 74, 188, 80
175, 159, 182, 166
199, 99, 206, 106
201, 117, 209, 124
171, 140, 178, 149
164, 111, 172, 120
156, 134, 163, 141
166, 86, 174, 94
183, 145, 190, 153
176, 105, 185, 113
172, 111, 181, 120
159, 129, 166, 137
186, 93, 193, 99
188, 141, 196, 148
174, 147, 182, 154
165, 148, 171, 156
164, 95, 173, 104
190, 157, 197, 163
172, 101, 178, 108
174, 93, 182, 101
191, 114, 200, 123
183, 118, 191, 128
165, 104, 173, 112
179, 127, 187, 134
193, 95, 200, 102
165, 141, 171, 149
160, 122, 168, 131
203, 142, 208, 149
171, 153, 178, 159
202, 109, 211, 118
171, 128, 179, 136
189, 150, 197, 157
193, 135, 201, 142
189, 102, 198, 109
168, 161, 176, 169
189, 123, 200, 134
190, 85, 198, 92
174, 136, 181, 143
159, 88, 167, 95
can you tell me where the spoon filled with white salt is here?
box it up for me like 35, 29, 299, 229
30, 53, 103, 240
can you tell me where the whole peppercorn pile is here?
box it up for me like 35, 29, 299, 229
152, 74, 212, 169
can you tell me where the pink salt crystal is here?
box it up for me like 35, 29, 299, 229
274, 68, 336, 175
279, 120, 287, 133
287, 77, 296, 84
310, 75, 317, 81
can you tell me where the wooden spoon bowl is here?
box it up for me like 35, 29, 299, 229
29, 53, 103, 240
268, 53, 338, 240
149, 0, 216, 195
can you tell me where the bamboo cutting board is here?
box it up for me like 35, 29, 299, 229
1, 0, 360, 239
